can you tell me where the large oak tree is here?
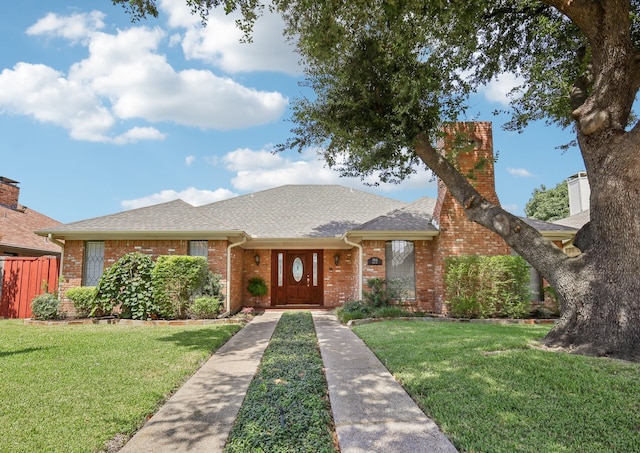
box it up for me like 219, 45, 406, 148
115, 0, 640, 361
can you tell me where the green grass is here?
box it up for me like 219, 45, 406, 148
353, 321, 640, 453
0, 319, 241, 453
225, 311, 337, 453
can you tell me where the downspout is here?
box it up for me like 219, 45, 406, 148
226, 235, 247, 314
343, 235, 363, 300
48, 234, 65, 293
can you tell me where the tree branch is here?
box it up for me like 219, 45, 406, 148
412, 131, 572, 286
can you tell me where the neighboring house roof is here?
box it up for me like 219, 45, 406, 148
553, 209, 590, 229
196, 185, 407, 238
0, 204, 61, 255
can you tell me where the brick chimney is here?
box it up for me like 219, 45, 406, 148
0, 177, 20, 210
431, 122, 510, 312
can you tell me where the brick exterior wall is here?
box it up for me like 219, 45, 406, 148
431, 122, 511, 313
59, 239, 229, 316
323, 248, 358, 307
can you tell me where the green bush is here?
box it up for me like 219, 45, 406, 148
335, 300, 373, 323
189, 296, 222, 319
364, 278, 399, 307
152, 256, 209, 319
95, 252, 156, 320
200, 271, 224, 298
372, 306, 409, 319
65, 286, 96, 318
31, 293, 64, 320
445, 255, 532, 318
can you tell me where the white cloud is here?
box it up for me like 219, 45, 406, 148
121, 187, 237, 210
185, 155, 196, 166
507, 167, 534, 177
502, 203, 518, 213
480, 72, 524, 106
0, 11, 288, 143
159, 0, 300, 74
113, 127, 167, 144
221, 147, 436, 194
26, 10, 105, 43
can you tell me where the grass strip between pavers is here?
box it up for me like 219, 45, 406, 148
224, 311, 338, 453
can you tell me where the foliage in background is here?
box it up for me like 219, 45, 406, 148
152, 256, 209, 319
354, 321, 640, 453
225, 312, 337, 453
445, 255, 531, 318
189, 296, 223, 319
30, 293, 65, 320
64, 286, 97, 318
94, 252, 155, 320
0, 319, 241, 453
525, 180, 570, 221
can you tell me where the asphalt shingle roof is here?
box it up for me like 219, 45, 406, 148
1, 204, 61, 254
196, 185, 408, 238
354, 197, 438, 232
553, 209, 590, 229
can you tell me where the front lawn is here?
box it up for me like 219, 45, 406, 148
354, 321, 640, 453
0, 320, 241, 453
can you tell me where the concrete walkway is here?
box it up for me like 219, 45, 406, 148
313, 311, 458, 453
119, 310, 457, 452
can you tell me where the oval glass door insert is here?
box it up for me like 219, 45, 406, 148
292, 257, 304, 282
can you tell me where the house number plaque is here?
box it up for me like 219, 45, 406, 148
367, 257, 383, 265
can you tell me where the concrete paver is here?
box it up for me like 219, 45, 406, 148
312, 311, 458, 453
119, 310, 457, 453
119, 311, 281, 453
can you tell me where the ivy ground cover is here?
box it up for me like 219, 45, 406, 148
354, 321, 640, 453
0, 320, 241, 453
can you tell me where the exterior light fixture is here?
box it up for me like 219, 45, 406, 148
334, 253, 340, 266
254, 253, 260, 265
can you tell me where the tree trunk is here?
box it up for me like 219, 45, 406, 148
544, 127, 640, 361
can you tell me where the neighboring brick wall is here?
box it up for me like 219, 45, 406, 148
432, 122, 511, 313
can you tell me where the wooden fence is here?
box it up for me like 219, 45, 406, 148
0, 256, 60, 318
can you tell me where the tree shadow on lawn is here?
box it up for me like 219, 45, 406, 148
154, 325, 241, 352
0, 346, 50, 358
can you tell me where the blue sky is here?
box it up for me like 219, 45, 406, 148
1, 1, 584, 224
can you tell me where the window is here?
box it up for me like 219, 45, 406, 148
83, 241, 104, 286
189, 240, 208, 257
385, 240, 416, 300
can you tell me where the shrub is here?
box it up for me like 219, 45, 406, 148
445, 255, 531, 319
200, 271, 224, 298
189, 296, 222, 319
152, 256, 209, 319
31, 293, 64, 320
65, 286, 96, 318
373, 306, 410, 319
95, 252, 155, 320
335, 300, 373, 323
363, 278, 399, 307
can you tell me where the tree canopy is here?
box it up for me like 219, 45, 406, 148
525, 181, 570, 222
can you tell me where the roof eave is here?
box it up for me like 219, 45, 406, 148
35, 230, 247, 241
346, 230, 439, 241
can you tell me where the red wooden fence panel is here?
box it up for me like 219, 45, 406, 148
0, 256, 60, 318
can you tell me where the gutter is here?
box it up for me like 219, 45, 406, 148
343, 234, 363, 300
226, 234, 247, 314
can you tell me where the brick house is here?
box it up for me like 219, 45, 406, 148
36, 122, 576, 315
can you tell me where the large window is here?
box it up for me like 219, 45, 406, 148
189, 240, 209, 257
83, 241, 104, 286
385, 240, 416, 300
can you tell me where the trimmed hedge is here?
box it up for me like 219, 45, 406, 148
445, 255, 531, 319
